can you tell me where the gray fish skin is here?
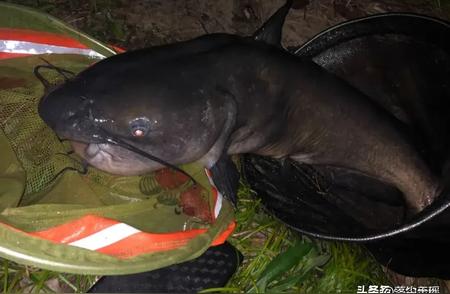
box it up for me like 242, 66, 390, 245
38, 33, 440, 212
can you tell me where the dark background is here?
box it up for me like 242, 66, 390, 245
4, 0, 450, 50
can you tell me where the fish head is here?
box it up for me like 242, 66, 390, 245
37, 0, 295, 176
38, 61, 225, 176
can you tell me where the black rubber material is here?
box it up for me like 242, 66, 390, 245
242, 155, 450, 279
242, 13, 450, 278
209, 152, 240, 208
88, 242, 243, 293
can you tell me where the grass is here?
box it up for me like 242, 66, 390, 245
1, 260, 97, 293
0, 180, 388, 293
221, 181, 388, 293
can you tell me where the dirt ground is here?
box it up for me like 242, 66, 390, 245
6, 0, 450, 50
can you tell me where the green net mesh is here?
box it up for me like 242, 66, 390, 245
0, 54, 216, 229
0, 86, 81, 196
0, 3, 234, 275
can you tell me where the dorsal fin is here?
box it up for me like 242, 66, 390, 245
252, 0, 293, 46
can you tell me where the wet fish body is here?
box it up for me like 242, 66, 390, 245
38, 1, 440, 215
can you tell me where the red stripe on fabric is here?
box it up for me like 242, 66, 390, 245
0, 28, 88, 49
98, 220, 235, 258
110, 45, 126, 53
29, 215, 118, 243
211, 221, 236, 246
0, 214, 235, 257
97, 229, 208, 258
0, 52, 31, 60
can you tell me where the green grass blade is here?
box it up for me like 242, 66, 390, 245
2, 260, 7, 293
266, 274, 304, 293
199, 287, 241, 293
252, 242, 314, 292
57, 274, 78, 292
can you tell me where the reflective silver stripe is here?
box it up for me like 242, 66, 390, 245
68, 223, 141, 251
0, 40, 106, 59
204, 168, 223, 219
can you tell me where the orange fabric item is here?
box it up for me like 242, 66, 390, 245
0, 28, 88, 48
211, 221, 236, 246
0, 52, 30, 59
29, 215, 119, 243
13, 214, 236, 258
110, 45, 126, 53
97, 229, 207, 258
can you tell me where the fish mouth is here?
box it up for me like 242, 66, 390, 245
86, 143, 102, 158
68, 140, 183, 177
70, 141, 118, 160
70, 141, 98, 159
69, 140, 157, 175
70, 141, 89, 155
68, 135, 197, 182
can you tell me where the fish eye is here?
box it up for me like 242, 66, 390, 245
129, 117, 150, 137
132, 128, 145, 137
